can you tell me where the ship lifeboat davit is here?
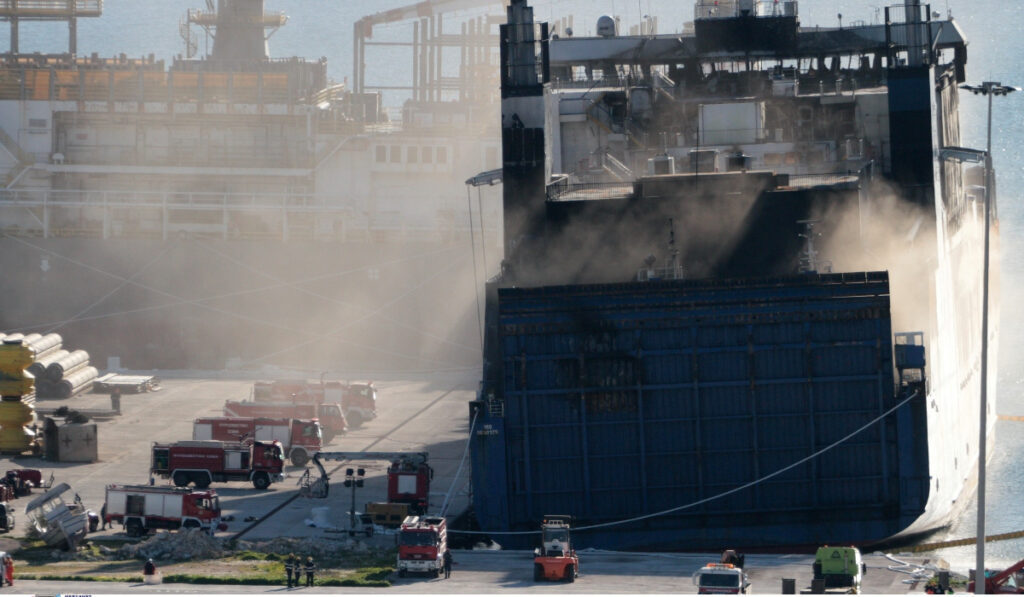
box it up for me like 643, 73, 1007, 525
0, 340, 38, 453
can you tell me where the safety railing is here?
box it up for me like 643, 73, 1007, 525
0, 0, 101, 17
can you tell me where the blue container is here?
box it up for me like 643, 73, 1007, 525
469, 272, 929, 550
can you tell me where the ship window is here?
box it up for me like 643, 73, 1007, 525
375, 146, 387, 163
390, 145, 401, 163
422, 147, 433, 163
407, 146, 418, 163
437, 147, 448, 164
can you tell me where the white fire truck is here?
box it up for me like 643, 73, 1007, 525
105, 484, 225, 537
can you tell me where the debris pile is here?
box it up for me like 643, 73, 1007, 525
234, 536, 364, 559
118, 529, 226, 561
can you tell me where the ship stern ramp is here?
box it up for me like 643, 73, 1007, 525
471, 272, 931, 550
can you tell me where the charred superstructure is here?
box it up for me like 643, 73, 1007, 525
470, 0, 996, 550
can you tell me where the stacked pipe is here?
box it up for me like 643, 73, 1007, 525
26, 333, 62, 360
36, 349, 94, 399
26, 349, 69, 379
56, 366, 99, 399
45, 350, 89, 382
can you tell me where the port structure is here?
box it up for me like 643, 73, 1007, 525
352, 0, 502, 104
0, 0, 103, 56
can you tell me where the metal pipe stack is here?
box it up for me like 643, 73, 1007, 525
26, 349, 69, 379
26, 333, 62, 360
56, 366, 99, 399
45, 350, 90, 382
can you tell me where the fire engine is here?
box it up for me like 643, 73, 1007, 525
396, 515, 447, 578
151, 439, 285, 489
252, 378, 377, 428
533, 515, 578, 582
693, 562, 751, 594
223, 399, 346, 442
299, 452, 432, 518
192, 417, 321, 467
105, 484, 225, 537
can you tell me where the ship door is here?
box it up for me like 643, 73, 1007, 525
225, 450, 243, 469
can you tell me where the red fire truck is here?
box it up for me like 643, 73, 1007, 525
151, 440, 285, 490
396, 515, 447, 578
192, 417, 321, 467
253, 379, 377, 428
104, 484, 226, 537
300, 452, 432, 518
223, 399, 347, 442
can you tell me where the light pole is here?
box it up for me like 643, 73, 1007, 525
959, 80, 1018, 595
343, 467, 365, 535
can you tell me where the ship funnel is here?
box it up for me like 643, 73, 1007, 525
193, 0, 288, 63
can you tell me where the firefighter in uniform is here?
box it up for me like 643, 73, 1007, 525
304, 555, 317, 586
284, 553, 297, 588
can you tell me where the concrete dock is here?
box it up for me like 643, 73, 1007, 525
1, 371, 953, 593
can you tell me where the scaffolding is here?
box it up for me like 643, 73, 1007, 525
0, 0, 103, 55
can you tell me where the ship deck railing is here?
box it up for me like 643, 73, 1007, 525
546, 180, 637, 202
0, 188, 500, 243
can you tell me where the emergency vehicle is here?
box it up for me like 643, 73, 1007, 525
192, 417, 321, 466
151, 439, 285, 489
224, 399, 347, 442
105, 484, 225, 537
252, 379, 377, 428
396, 515, 447, 577
693, 562, 751, 594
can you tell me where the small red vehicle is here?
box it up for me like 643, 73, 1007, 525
533, 516, 578, 582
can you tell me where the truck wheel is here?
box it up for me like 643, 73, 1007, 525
193, 474, 211, 489
290, 449, 309, 467
346, 411, 363, 428
534, 563, 544, 581
172, 471, 190, 487
126, 519, 144, 538
565, 565, 575, 582
182, 519, 200, 530
252, 472, 271, 490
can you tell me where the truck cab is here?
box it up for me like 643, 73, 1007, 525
694, 562, 750, 594
813, 546, 864, 593
396, 515, 447, 578
533, 515, 578, 582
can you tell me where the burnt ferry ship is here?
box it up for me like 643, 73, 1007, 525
468, 0, 997, 549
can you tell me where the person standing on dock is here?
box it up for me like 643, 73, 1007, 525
284, 553, 297, 588
304, 556, 316, 587
110, 387, 121, 414
443, 549, 452, 579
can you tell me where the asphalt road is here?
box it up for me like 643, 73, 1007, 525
10, 550, 944, 594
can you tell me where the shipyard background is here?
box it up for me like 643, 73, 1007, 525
1, 0, 1022, 573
